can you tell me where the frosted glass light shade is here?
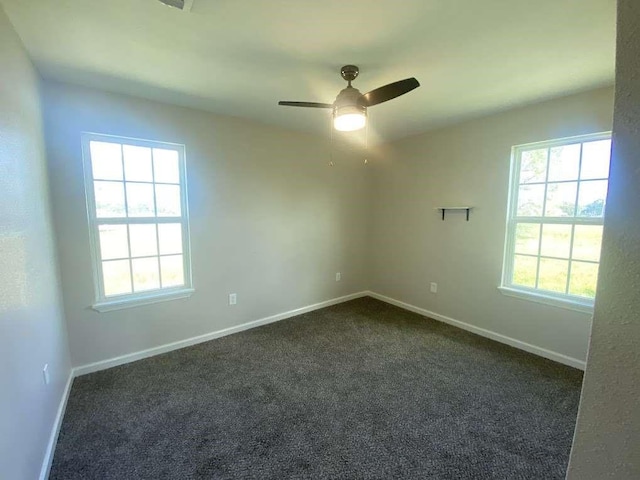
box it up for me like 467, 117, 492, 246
333, 105, 366, 132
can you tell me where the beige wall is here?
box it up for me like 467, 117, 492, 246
43, 81, 370, 368
0, 7, 71, 480
567, 0, 640, 476
370, 87, 614, 364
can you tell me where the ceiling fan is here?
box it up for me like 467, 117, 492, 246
279, 65, 420, 132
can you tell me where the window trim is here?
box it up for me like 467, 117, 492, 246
500, 131, 611, 313
81, 132, 194, 312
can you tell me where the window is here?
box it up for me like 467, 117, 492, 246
500, 132, 611, 312
82, 133, 193, 312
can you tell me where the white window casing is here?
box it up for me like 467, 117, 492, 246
81, 133, 194, 312
500, 132, 612, 313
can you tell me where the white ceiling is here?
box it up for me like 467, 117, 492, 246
1, 0, 615, 141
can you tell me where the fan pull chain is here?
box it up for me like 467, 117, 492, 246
364, 116, 369, 165
329, 114, 335, 167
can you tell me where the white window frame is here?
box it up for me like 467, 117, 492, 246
81, 132, 194, 312
499, 131, 611, 313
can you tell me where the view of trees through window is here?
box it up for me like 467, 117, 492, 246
505, 134, 611, 301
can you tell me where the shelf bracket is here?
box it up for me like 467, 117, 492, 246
438, 207, 472, 221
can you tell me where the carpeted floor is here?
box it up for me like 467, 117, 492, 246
50, 297, 583, 479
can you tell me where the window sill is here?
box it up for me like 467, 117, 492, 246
92, 288, 195, 313
497, 286, 594, 315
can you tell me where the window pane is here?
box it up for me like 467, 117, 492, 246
89, 141, 122, 180
544, 182, 577, 217
548, 144, 580, 181
517, 184, 545, 216
513, 255, 537, 287
123, 145, 153, 182
94, 181, 126, 218
153, 148, 180, 183
155, 184, 181, 217
160, 255, 184, 287
540, 224, 572, 258
99, 225, 129, 260
519, 149, 547, 184
569, 262, 599, 298
102, 259, 132, 296
132, 257, 160, 292
573, 225, 603, 262
158, 223, 183, 255
581, 140, 611, 180
577, 180, 607, 217
126, 182, 155, 217
129, 224, 158, 257
515, 223, 540, 255
538, 258, 569, 293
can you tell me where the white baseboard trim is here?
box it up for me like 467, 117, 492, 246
367, 291, 586, 370
74, 291, 368, 377
39, 371, 74, 480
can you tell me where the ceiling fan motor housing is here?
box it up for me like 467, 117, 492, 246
334, 86, 366, 115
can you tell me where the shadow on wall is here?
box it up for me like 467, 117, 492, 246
0, 234, 28, 312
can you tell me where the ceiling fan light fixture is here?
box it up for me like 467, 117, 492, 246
333, 105, 367, 132
279, 65, 419, 134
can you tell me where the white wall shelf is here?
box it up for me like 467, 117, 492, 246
435, 206, 473, 221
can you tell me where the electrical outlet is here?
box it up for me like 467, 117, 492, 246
229, 293, 237, 305
430, 282, 438, 294
336, 272, 341, 282
43, 364, 50, 385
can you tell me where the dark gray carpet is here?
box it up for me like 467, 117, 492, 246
51, 297, 583, 479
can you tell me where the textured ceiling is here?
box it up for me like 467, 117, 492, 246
1, 0, 615, 141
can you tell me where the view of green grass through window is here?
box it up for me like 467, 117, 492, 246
83, 135, 191, 304
505, 133, 611, 303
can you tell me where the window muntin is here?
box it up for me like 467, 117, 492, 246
82, 133, 192, 310
502, 133, 611, 309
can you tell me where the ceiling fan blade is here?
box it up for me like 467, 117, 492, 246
278, 101, 333, 108
360, 78, 420, 107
